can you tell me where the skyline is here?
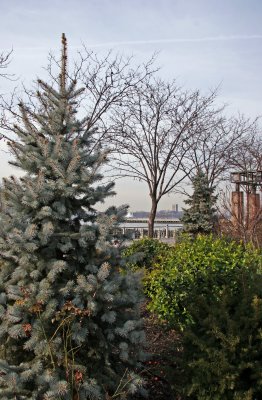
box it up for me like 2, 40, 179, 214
0, 0, 261, 211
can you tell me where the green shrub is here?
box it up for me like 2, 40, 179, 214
146, 235, 261, 330
146, 234, 262, 399
181, 262, 262, 399
123, 237, 170, 272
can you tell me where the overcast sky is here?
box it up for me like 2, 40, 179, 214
0, 0, 261, 211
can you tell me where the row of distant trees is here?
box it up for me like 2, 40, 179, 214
0, 44, 261, 238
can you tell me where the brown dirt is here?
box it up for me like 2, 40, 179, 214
132, 305, 185, 400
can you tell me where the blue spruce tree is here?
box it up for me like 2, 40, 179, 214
0, 35, 145, 399
181, 169, 217, 235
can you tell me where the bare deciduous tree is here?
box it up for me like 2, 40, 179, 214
216, 122, 262, 247
228, 124, 262, 172
0, 45, 156, 149
75, 48, 156, 146
180, 113, 258, 191
111, 77, 218, 237
0, 50, 12, 80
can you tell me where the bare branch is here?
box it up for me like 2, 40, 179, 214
0, 46, 157, 151
180, 111, 258, 192
110, 76, 219, 236
0, 49, 14, 80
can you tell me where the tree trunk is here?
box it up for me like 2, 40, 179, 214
148, 197, 158, 238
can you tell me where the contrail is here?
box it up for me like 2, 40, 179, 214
85, 34, 262, 48
5, 34, 262, 53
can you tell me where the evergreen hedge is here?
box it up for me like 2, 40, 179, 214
145, 235, 262, 399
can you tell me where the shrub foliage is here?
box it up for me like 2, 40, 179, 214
146, 235, 260, 329
182, 256, 262, 399
123, 237, 169, 272
145, 234, 262, 399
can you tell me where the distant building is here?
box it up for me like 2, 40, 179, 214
172, 203, 179, 212
122, 208, 184, 241
130, 208, 183, 220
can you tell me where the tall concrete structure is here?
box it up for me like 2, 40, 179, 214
231, 190, 244, 227
231, 171, 262, 230
247, 192, 260, 225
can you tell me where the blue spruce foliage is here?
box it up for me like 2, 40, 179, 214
181, 169, 217, 235
0, 34, 145, 399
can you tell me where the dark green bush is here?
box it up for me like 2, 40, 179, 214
145, 234, 262, 399
181, 262, 262, 399
123, 237, 170, 272
146, 235, 261, 330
